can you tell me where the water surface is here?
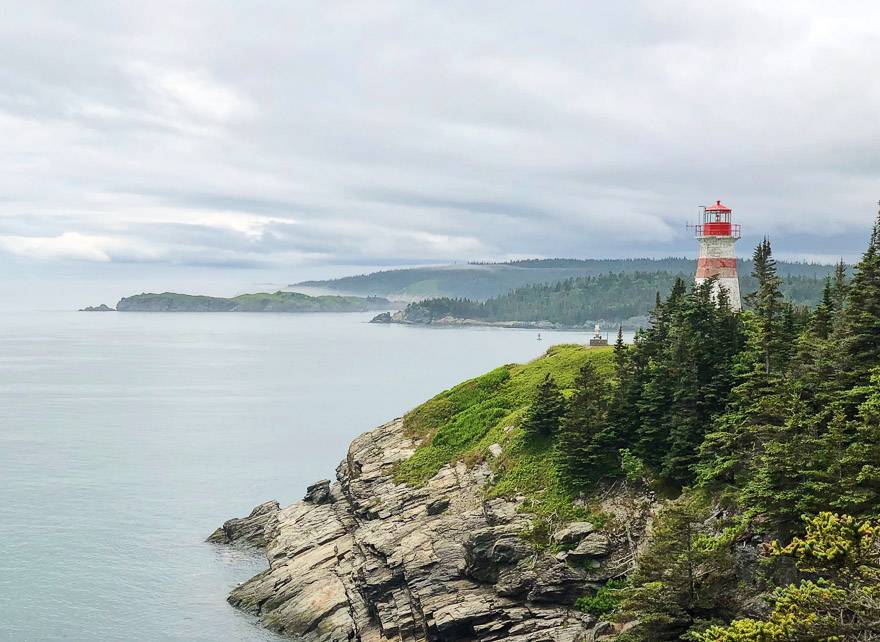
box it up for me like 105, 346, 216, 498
0, 311, 623, 641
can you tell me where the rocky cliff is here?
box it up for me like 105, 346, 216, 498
211, 418, 655, 641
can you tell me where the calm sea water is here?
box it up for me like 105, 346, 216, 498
0, 311, 626, 641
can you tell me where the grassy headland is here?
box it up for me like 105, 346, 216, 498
396, 344, 614, 522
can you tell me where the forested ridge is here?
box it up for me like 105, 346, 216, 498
296, 258, 834, 302
512, 213, 880, 640
401, 269, 830, 326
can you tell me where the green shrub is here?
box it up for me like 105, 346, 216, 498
576, 579, 626, 616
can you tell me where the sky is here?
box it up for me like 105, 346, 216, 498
2, 1, 879, 308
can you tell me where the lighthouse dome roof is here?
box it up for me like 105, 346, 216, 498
706, 200, 732, 212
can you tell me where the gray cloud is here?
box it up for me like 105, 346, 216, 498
1, 0, 879, 292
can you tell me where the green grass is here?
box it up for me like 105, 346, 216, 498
395, 344, 615, 524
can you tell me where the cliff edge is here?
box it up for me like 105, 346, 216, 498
212, 415, 653, 641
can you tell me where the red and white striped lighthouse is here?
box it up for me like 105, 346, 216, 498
694, 200, 742, 311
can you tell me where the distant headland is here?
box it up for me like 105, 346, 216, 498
81, 291, 397, 313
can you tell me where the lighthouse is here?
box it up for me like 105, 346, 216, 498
694, 200, 742, 311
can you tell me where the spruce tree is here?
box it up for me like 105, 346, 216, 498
634, 279, 686, 468
831, 369, 880, 514
832, 259, 848, 317
606, 328, 642, 475
522, 373, 565, 439
810, 278, 834, 340
616, 496, 736, 641
555, 361, 609, 490
661, 282, 713, 485
745, 238, 785, 375
838, 209, 880, 409
697, 310, 788, 489
614, 326, 627, 374
741, 393, 825, 533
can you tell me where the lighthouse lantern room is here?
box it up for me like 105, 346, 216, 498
693, 200, 742, 311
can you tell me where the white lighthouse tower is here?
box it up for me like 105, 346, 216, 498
694, 200, 742, 311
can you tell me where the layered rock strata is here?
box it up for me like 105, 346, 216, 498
214, 419, 643, 641
207, 500, 280, 547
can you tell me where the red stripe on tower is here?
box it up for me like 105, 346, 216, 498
697, 258, 737, 269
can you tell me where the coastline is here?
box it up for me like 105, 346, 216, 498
371, 313, 645, 332
210, 416, 655, 641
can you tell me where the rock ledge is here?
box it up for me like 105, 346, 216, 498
212, 419, 646, 641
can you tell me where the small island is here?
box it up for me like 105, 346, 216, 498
79, 304, 115, 312
114, 291, 395, 313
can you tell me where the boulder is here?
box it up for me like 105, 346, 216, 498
426, 498, 450, 515
304, 479, 332, 504
566, 533, 611, 559
553, 521, 596, 547
206, 500, 279, 547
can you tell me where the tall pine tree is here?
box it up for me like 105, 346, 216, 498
555, 361, 610, 490
522, 373, 565, 439
838, 208, 880, 411
745, 237, 785, 375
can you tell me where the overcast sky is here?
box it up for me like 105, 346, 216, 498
2, 1, 879, 307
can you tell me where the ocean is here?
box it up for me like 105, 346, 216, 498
0, 311, 626, 641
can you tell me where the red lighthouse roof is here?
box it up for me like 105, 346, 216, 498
706, 200, 732, 212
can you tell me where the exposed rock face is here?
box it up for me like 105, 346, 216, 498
304, 479, 333, 504
552, 523, 595, 547
566, 534, 610, 560
206, 500, 280, 547
216, 418, 630, 641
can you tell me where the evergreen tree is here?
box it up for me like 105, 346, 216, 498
614, 326, 627, 374
634, 279, 686, 468
698, 240, 789, 490
522, 373, 565, 438
614, 277, 743, 486
615, 497, 736, 641
810, 278, 834, 340
741, 392, 826, 532
832, 259, 848, 313
606, 328, 643, 475
662, 282, 720, 484
830, 369, 880, 515
838, 209, 880, 410
811, 409, 859, 513
745, 238, 785, 375
555, 362, 610, 490
697, 310, 788, 489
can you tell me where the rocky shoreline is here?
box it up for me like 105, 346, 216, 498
370, 311, 614, 331
210, 418, 656, 641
